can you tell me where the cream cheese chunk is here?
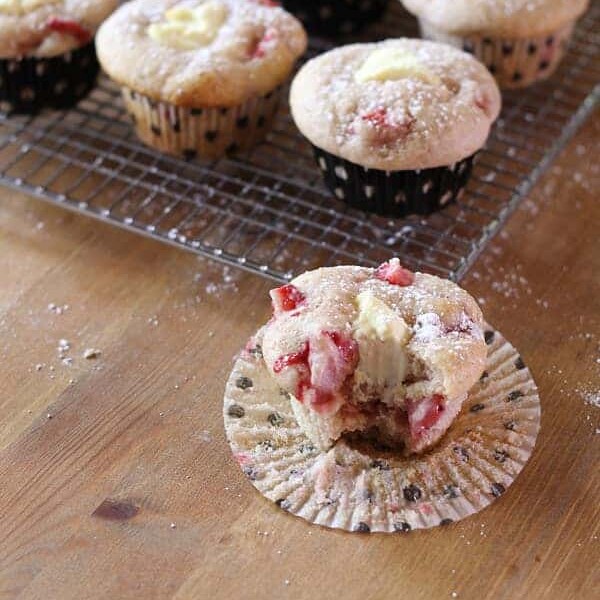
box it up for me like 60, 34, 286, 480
355, 291, 410, 342
353, 291, 412, 404
147, 1, 228, 50
355, 47, 441, 85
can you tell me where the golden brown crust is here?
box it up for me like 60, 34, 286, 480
290, 40, 501, 170
401, 0, 590, 38
0, 0, 118, 58
96, 0, 307, 108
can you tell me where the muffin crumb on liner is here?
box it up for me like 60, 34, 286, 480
122, 86, 283, 160
224, 324, 540, 533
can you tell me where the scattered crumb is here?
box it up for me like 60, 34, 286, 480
582, 391, 600, 409
83, 348, 101, 360
48, 303, 69, 315
170, 523, 176, 529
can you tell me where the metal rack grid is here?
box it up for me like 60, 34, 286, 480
0, 4, 598, 283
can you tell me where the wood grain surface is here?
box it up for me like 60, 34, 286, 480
0, 110, 598, 600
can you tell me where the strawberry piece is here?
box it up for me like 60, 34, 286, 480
361, 108, 416, 146
46, 17, 92, 45
270, 284, 306, 313
474, 90, 492, 116
323, 331, 359, 367
272, 341, 309, 374
249, 27, 278, 59
252, 0, 280, 5
361, 107, 388, 128
374, 258, 414, 286
407, 394, 446, 439
272, 331, 358, 411
307, 331, 358, 408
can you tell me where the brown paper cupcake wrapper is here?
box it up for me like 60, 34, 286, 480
419, 20, 575, 88
121, 86, 282, 160
224, 324, 540, 533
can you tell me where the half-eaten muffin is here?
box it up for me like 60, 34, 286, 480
262, 260, 487, 454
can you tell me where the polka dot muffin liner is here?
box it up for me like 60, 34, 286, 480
0, 42, 99, 115
313, 146, 476, 218
419, 20, 575, 89
281, 0, 389, 36
224, 324, 540, 533
121, 86, 283, 161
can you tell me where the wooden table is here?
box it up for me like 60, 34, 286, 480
0, 109, 598, 600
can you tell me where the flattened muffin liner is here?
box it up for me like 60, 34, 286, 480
0, 42, 99, 115
419, 20, 575, 89
224, 324, 540, 533
121, 86, 283, 160
313, 146, 475, 218
282, 0, 389, 36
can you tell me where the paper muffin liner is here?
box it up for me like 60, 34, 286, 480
224, 324, 540, 533
121, 86, 283, 160
0, 42, 99, 115
282, 0, 389, 36
419, 20, 575, 89
313, 146, 475, 218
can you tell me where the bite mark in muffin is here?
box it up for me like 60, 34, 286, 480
262, 259, 487, 454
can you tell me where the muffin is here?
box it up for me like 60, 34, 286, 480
281, 0, 389, 37
401, 0, 590, 88
96, 0, 307, 160
262, 259, 487, 454
290, 39, 501, 218
0, 0, 118, 114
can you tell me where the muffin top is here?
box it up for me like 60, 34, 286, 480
290, 39, 501, 170
401, 0, 590, 38
0, 0, 118, 58
262, 260, 487, 418
96, 0, 307, 108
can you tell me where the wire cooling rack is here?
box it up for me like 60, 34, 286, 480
0, 4, 598, 282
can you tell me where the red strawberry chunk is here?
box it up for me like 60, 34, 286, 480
249, 27, 278, 59
47, 17, 91, 45
407, 394, 446, 439
361, 107, 388, 128
374, 258, 414, 286
474, 90, 493, 116
323, 331, 359, 367
270, 284, 306, 313
361, 108, 415, 143
272, 331, 359, 411
272, 341, 309, 374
